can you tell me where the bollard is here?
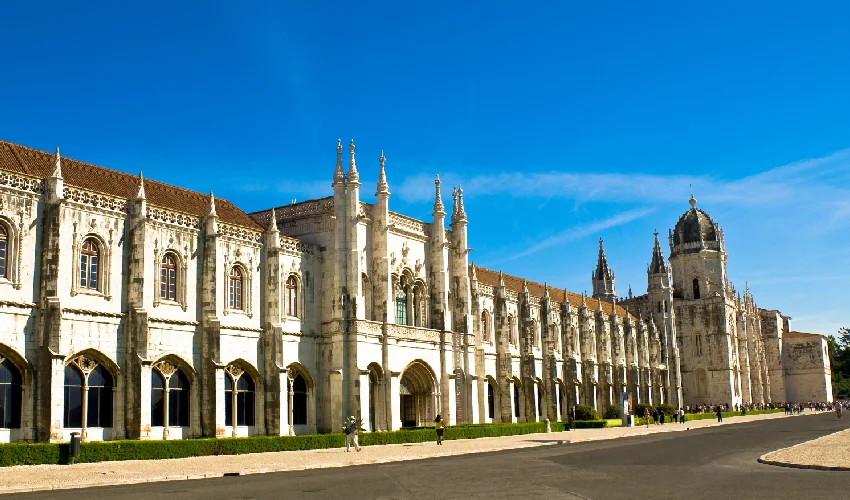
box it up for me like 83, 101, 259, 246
69, 432, 81, 465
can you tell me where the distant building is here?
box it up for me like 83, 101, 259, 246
0, 139, 832, 443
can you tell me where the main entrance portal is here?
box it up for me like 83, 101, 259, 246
399, 360, 437, 428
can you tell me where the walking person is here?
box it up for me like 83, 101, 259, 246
643, 407, 651, 427
345, 416, 361, 452
715, 405, 723, 423
435, 414, 445, 445
837, 403, 843, 420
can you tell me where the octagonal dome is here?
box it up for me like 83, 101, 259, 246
672, 195, 719, 246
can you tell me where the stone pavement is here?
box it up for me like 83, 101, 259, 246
760, 416, 850, 471
0, 411, 807, 494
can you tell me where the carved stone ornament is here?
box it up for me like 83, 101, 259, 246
153, 360, 178, 378
0, 355, 5, 365
70, 355, 98, 376
225, 364, 245, 380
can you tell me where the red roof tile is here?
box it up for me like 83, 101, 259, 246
0, 140, 261, 230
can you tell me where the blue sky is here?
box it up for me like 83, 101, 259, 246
2, 2, 848, 334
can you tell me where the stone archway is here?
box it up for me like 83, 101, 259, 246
399, 360, 437, 427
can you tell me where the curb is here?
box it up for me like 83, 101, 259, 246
757, 424, 850, 472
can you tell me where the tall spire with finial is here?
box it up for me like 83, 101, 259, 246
433, 175, 445, 214
521, 278, 528, 294
592, 237, 616, 302
333, 139, 344, 184
451, 186, 458, 222
208, 191, 217, 217
268, 207, 278, 232
455, 184, 467, 221
51, 147, 63, 178
470, 263, 478, 281
498, 270, 504, 287
376, 150, 389, 195
543, 282, 549, 299
649, 229, 668, 275
136, 171, 146, 199
347, 139, 359, 182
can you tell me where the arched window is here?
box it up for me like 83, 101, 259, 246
693, 278, 701, 300
63, 361, 113, 428
80, 239, 100, 290
285, 276, 298, 318
160, 254, 177, 301
513, 382, 520, 418
481, 310, 491, 343
0, 225, 8, 279
508, 316, 516, 346
291, 373, 307, 425
395, 283, 407, 325
487, 382, 495, 419
151, 365, 190, 427
225, 368, 255, 427
229, 267, 244, 310
413, 287, 422, 327
0, 357, 22, 429
86, 365, 113, 428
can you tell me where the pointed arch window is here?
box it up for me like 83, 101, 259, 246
487, 382, 495, 419
160, 254, 177, 301
225, 366, 255, 427
63, 360, 113, 429
0, 225, 7, 280
151, 363, 190, 427
693, 278, 701, 300
0, 357, 22, 429
290, 373, 307, 425
395, 283, 407, 325
508, 315, 516, 346
80, 239, 100, 290
481, 310, 491, 343
285, 276, 298, 318
229, 267, 244, 310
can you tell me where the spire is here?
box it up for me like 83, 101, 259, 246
208, 191, 217, 217
594, 237, 613, 281
376, 150, 389, 195
433, 175, 445, 214
51, 147, 63, 179
451, 187, 458, 222
543, 282, 550, 299
596, 296, 603, 312
267, 207, 278, 232
333, 139, 344, 184
347, 139, 359, 182
521, 278, 528, 294
498, 270, 504, 287
135, 171, 146, 199
470, 263, 478, 281
581, 291, 587, 307
649, 229, 668, 274
456, 184, 467, 221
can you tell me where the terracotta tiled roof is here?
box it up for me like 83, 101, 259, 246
0, 140, 261, 230
472, 265, 634, 319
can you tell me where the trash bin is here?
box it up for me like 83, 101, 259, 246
69, 432, 81, 465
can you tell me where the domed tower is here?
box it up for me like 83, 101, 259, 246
668, 195, 727, 300
668, 195, 741, 409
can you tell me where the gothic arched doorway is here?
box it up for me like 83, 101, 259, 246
399, 360, 437, 428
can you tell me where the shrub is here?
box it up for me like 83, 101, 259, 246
603, 405, 621, 419
634, 403, 655, 418
574, 420, 608, 429
656, 404, 675, 416
575, 404, 599, 421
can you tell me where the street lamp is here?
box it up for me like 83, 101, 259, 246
287, 367, 296, 436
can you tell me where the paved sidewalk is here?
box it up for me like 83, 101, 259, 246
760, 417, 850, 471
0, 411, 805, 494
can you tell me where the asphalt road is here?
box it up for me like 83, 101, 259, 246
11, 413, 850, 500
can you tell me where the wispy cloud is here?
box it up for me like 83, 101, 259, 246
492, 206, 657, 263
393, 148, 850, 213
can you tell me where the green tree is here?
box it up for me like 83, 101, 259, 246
829, 327, 850, 397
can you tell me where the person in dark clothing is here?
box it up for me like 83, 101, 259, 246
715, 405, 723, 422
434, 414, 445, 445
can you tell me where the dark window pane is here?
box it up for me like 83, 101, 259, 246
237, 374, 254, 392
90, 255, 98, 290
237, 390, 255, 426
0, 386, 7, 428
169, 370, 189, 390
0, 239, 7, 278
99, 386, 113, 427
152, 370, 165, 390
170, 385, 190, 427
87, 388, 100, 427
151, 386, 164, 427
65, 385, 83, 428
224, 387, 233, 427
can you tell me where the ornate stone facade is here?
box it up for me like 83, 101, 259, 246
0, 140, 832, 444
